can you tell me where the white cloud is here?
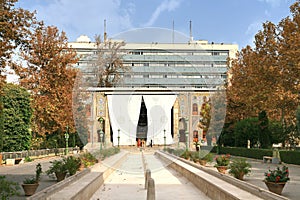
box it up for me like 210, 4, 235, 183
258, 0, 283, 7
144, 0, 182, 27
242, 21, 263, 48
31, 0, 135, 41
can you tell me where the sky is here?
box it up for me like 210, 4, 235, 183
16, 0, 296, 49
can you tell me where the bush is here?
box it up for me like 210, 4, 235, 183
234, 117, 259, 147
63, 156, 81, 175
180, 150, 192, 159
280, 151, 300, 165
218, 147, 272, 159
79, 152, 98, 167
0, 176, 20, 199
96, 147, 120, 161
229, 158, 251, 179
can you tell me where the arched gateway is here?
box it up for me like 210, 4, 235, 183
85, 87, 217, 149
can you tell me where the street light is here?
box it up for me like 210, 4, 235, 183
98, 117, 104, 151
117, 129, 120, 147
65, 125, 69, 155
185, 118, 189, 151
178, 131, 180, 149
163, 129, 166, 151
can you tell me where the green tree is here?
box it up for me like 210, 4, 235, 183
269, 121, 285, 145
0, 83, 32, 151
258, 110, 271, 148
234, 118, 259, 148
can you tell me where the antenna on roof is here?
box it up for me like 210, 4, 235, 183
104, 19, 107, 42
172, 20, 174, 44
189, 20, 193, 42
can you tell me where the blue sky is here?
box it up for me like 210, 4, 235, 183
16, 0, 296, 49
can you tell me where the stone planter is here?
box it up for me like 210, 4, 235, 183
216, 166, 227, 174
264, 181, 286, 195
22, 183, 39, 196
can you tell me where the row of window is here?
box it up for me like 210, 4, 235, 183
122, 74, 226, 79
128, 51, 229, 56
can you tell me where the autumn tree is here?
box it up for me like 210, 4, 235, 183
0, 0, 38, 85
92, 35, 128, 87
13, 24, 79, 146
226, 1, 300, 146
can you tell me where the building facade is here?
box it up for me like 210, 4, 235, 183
69, 35, 238, 149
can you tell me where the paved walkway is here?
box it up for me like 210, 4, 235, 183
90, 152, 210, 200
240, 158, 300, 200
0, 156, 61, 199
1, 150, 300, 200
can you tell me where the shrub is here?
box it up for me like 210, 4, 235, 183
0, 176, 20, 199
79, 152, 98, 167
264, 166, 289, 183
214, 154, 230, 167
46, 160, 67, 176
63, 156, 81, 175
180, 150, 192, 160
229, 158, 251, 179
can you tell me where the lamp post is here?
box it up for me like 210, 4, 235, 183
98, 117, 104, 151
185, 118, 189, 151
178, 131, 180, 149
163, 129, 166, 151
117, 129, 120, 147
65, 125, 69, 155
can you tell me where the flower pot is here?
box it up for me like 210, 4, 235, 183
55, 172, 67, 182
236, 172, 245, 180
22, 183, 39, 196
199, 160, 207, 166
216, 166, 227, 174
264, 181, 286, 195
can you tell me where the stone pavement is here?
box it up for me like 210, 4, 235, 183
237, 158, 300, 200
90, 152, 210, 200
1, 150, 300, 200
0, 156, 61, 200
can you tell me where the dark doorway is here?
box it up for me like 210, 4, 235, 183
136, 97, 148, 141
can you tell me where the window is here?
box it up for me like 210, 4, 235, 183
192, 103, 198, 115
193, 131, 198, 142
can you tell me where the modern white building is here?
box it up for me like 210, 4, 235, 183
69, 33, 238, 149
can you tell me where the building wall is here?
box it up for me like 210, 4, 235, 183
69, 36, 237, 149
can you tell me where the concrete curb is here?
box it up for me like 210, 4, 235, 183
156, 151, 289, 200
28, 151, 128, 200
27, 168, 91, 200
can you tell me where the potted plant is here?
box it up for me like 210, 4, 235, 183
264, 165, 290, 195
198, 150, 213, 166
46, 160, 68, 182
22, 163, 42, 196
63, 156, 81, 176
214, 154, 230, 174
180, 150, 192, 160
228, 158, 251, 180
193, 141, 200, 151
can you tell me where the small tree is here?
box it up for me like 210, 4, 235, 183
1, 83, 32, 151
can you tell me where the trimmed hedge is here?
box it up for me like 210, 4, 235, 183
218, 147, 272, 160
217, 146, 300, 165
280, 151, 300, 165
